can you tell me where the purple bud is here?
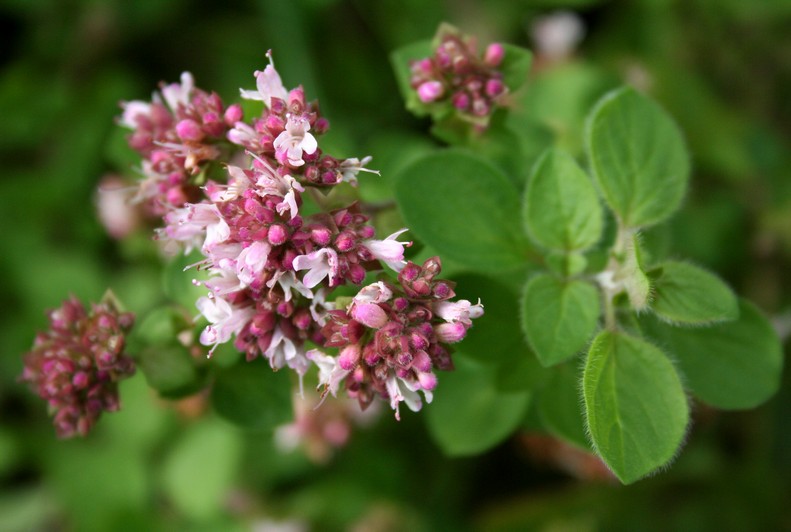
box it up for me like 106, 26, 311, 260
176, 119, 203, 142
224, 104, 243, 125
267, 224, 288, 246
484, 43, 505, 66
72, 372, 90, 389
314, 117, 330, 134
310, 225, 332, 246
412, 350, 432, 373
418, 371, 437, 390
351, 303, 389, 329
434, 322, 467, 343
393, 298, 409, 312
452, 91, 470, 110
335, 232, 356, 252
348, 264, 366, 285
338, 344, 361, 371
485, 78, 505, 98
417, 81, 444, 103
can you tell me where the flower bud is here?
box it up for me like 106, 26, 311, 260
484, 43, 505, 66
351, 303, 388, 329
338, 344, 362, 370
417, 81, 444, 103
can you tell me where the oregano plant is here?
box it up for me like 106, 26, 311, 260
17, 19, 784, 493
391, 24, 783, 483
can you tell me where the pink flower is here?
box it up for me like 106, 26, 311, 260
385, 374, 429, 421
274, 115, 318, 167
163, 203, 230, 254
293, 248, 339, 288
352, 282, 393, 305
363, 228, 411, 271
236, 241, 272, 287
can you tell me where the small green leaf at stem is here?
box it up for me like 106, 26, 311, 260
583, 330, 689, 484
523, 148, 603, 252
521, 274, 601, 367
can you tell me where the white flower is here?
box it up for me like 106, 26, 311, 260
293, 248, 339, 288
163, 203, 229, 255
385, 374, 428, 420
352, 281, 393, 305
240, 64, 288, 109
119, 101, 151, 129
266, 270, 313, 302
227, 121, 259, 149
236, 241, 271, 287
274, 115, 318, 167
161, 72, 194, 111
363, 228, 410, 272
338, 156, 380, 186
196, 296, 254, 355
306, 349, 349, 398
432, 299, 484, 326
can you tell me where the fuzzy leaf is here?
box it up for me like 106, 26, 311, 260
521, 274, 600, 367
651, 261, 738, 325
211, 358, 293, 431
646, 300, 783, 409
394, 149, 532, 272
523, 148, 603, 252
426, 355, 531, 456
585, 87, 689, 228
537, 363, 590, 450
500, 44, 533, 92
583, 331, 689, 484
389, 39, 440, 118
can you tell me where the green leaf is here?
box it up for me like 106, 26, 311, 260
138, 346, 204, 398
537, 363, 590, 450
650, 261, 738, 325
389, 39, 437, 118
521, 274, 601, 367
161, 419, 243, 519
583, 331, 689, 484
452, 273, 528, 366
394, 149, 531, 272
523, 148, 603, 252
500, 44, 533, 92
163, 251, 209, 310
426, 355, 531, 456
211, 358, 293, 431
585, 87, 690, 228
646, 300, 783, 409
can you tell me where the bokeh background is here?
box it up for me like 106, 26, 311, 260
1, 0, 789, 530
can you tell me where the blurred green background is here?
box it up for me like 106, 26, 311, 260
1, 0, 789, 530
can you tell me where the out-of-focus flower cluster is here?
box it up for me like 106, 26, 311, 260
409, 27, 507, 121
112, 51, 483, 418
20, 296, 136, 438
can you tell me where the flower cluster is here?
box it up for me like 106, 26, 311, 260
20, 296, 136, 438
308, 257, 483, 419
117, 52, 482, 418
409, 28, 507, 120
120, 72, 241, 213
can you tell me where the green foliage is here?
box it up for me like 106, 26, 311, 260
536, 364, 590, 450
211, 358, 294, 431
650, 261, 739, 325
394, 149, 531, 271
425, 355, 532, 456
645, 300, 783, 409
583, 331, 689, 484
521, 274, 600, 367
523, 148, 603, 252
585, 87, 690, 228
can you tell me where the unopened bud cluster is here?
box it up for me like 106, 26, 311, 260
410, 30, 507, 120
20, 297, 135, 438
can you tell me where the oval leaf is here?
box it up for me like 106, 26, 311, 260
211, 358, 293, 431
394, 149, 531, 271
523, 148, 603, 252
537, 364, 591, 450
647, 300, 783, 409
521, 274, 601, 367
585, 87, 689, 228
583, 331, 689, 484
651, 261, 738, 325
426, 355, 531, 456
